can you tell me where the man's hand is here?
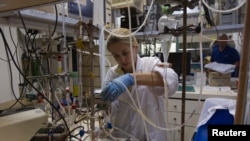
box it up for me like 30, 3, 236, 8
101, 73, 134, 102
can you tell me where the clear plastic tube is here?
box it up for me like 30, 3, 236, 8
60, 2, 69, 86
127, 4, 149, 140
54, 88, 68, 118
103, 0, 155, 38
99, 27, 106, 89
77, 0, 83, 21
202, 0, 246, 13
78, 50, 83, 109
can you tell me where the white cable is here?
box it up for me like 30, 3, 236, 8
110, 1, 202, 133
112, 78, 172, 139
201, 34, 242, 43
78, 47, 83, 109
72, 48, 112, 71
100, 0, 175, 137
75, 31, 83, 110
125, 98, 180, 131
61, 2, 69, 85
94, 0, 245, 137
98, 53, 184, 134
163, 79, 169, 133
99, 27, 106, 89
37, 82, 46, 97
158, 34, 173, 135
119, 78, 182, 132
179, 2, 215, 132
115, 79, 139, 110
126, 2, 149, 140
76, 0, 83, 21
98, 0, 183, 137
202, 0, 246, 13
37, 82, 52, 119
65, 91, 72, 125
102, 128, 120, 140
115, 78, 182, 132
156, 33, 173, 136
54, 88, 68, 119
99, 113, 139, 140
112, 126, 139, 141
197, 16, 205, 107
103, 0, 155, 38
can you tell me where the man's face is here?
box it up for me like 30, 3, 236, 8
218, 35, 228, 48
108, 41, 137, 73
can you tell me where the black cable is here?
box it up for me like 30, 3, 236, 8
15, 30, 40, 102
18, 11, 47, 79
2, 28, 25, 108
25, 33, 32, 52
44, 6, 59, 120
48, 5, 62, 122
9, 27, 27, 103
9, 27, 22, 83
0, 29, 18, 62
0, 27, 72, 138
52, 5, 58, 38
18, 11, 71, 139
46, 4, 58, 52
30, 33, 47, 75
18, 11, 29, 36
18, 12, 32, 85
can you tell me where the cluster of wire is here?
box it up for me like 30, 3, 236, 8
99, 0, 246, 140
0, 4, 102, 141
0, 0, 246, 141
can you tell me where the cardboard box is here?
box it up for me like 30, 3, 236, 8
208, 72, 231, 79
31, 5, 55, 14
195, 72, 206, 86
208, 78, 231, 86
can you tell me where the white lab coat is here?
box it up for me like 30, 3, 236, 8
104, 55, 179, 141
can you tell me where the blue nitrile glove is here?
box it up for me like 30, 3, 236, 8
101, 73, 134, 102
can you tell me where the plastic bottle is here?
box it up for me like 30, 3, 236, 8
70, 72, 79, 97
158, 5, 176, 34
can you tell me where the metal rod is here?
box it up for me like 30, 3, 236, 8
234, 0, 250, 124
181, 0, 188, 141
85, 22, 96, 141
26, 72, 70, 79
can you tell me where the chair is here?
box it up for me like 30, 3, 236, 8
192, 98, 236, 141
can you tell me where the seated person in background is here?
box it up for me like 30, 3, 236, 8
210, 34, 240, 77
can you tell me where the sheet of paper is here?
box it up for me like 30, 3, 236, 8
204, 62, 235, 73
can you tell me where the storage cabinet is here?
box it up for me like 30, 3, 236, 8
167, 99, 203, 141
167, 87, 237, 141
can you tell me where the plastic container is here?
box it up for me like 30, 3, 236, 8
70, 72, 79, 97
158, 5, 176, 34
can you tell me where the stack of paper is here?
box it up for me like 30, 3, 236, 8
204, 62, 235, 74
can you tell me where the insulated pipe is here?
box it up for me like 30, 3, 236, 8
99, 28, 105, 89
234, 0, 250, 124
